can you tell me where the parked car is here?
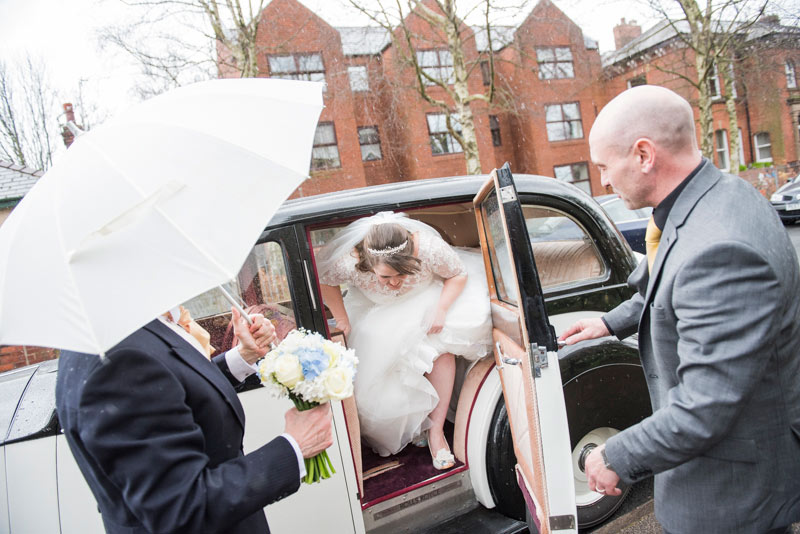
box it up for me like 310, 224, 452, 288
595, 193, 652, 254
770, 174, 800, 224
0, 169, 651, 534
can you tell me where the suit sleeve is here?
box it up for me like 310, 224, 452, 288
603, 257, 647, 339
76, 347, 299, 534
605, 241, 783, 482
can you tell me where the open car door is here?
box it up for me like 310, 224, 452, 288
474, 164, 577, 533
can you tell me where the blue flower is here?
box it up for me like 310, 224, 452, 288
297, 347, 328, 380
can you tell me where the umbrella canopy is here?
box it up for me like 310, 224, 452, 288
0, 78, 323, 354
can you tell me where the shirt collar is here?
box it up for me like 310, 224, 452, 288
652, 158, 705, 230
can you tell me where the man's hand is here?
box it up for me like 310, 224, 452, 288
285, 404, 333, 458
559, 317, 610, 345
232, 308, 277, 364
585, 444, 622, 496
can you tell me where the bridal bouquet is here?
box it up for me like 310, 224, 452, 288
258, 328, 357, 484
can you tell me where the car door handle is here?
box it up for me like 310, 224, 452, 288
495, 341, 521, 370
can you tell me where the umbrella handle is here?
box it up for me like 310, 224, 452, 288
217, 285, 277, 350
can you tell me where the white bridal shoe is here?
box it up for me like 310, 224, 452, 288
430, 445, 455, 470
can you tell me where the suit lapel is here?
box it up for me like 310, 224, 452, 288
143, 320, 246, 430
643, 160, 722, 306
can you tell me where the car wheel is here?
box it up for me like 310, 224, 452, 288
571, 427, 630, 528
486, 399, 525, 521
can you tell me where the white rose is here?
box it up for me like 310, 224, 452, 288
273, 354, 303, 388
323, 368, 353, 400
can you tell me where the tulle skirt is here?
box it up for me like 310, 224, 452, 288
345, 248, 492, 456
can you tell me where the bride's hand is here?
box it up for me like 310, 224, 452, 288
335, 316, 352, 336
427, 308, 447, 334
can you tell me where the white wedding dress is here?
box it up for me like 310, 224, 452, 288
319, 230, 493, 456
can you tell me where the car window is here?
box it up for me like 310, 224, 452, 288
482, 192, 519, 305
601, 198, 651, 222
4, 360, 58, 444
182, 241, 297, 383
523, 205, 606, 289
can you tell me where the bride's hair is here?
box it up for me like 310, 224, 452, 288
355, 223, 421, 275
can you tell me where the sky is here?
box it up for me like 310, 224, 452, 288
0, 0, 792, 122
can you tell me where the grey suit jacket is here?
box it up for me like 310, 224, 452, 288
602, 160, 800, 533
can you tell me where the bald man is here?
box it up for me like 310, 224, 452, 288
561, 85, 800, 533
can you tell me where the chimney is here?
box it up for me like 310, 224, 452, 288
61, 103, 76, 148
614, 18, 642, 50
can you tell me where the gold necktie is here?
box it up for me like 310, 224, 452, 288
164, 306, 215, 358
645, 216, 662, 272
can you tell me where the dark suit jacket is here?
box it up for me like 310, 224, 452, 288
603, 160, 800, 533
56, 319, 300, 534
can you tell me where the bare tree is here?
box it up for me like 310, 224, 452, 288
347, 0, 523, 175
0, 57, 60, 171
644, 0, 768, 172
101, 0, 267, 98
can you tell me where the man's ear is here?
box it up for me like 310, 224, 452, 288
633, 138, 656, 173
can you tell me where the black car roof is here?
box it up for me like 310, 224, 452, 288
266, 173, 605, 228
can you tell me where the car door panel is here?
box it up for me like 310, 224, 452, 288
475, 165, 577, 533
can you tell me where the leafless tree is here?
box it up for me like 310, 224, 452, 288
0, 57, 61, 171
644, 0, 768, 173
347, 0, 526, 175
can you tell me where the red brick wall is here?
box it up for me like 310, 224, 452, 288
0, 346, 59, 372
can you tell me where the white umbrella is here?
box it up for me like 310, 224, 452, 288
0, 78, 323, 355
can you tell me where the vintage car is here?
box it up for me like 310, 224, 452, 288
770, 173, 800, 224
0, 168, 651, 534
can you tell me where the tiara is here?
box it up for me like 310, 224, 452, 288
367, 240, 408, 256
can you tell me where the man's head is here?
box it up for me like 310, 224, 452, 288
589, 85, 701, 209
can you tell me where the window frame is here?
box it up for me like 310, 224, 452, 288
552, 162, 591, 194
311, 122, 342, 171
426, 112, 463, 155
267, 53, 327, 87
347, 65, 369, 92
545, 102, 584, 142
357, 125, 382, 162
416, 49, 454, 86
715, 129, 730, 170
786, 59, 797, 89
489, 115, 502, 147
626, 74, 646, 88
753, 131, 772, 163
536, 46, 575, 80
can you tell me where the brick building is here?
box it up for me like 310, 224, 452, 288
218, 0, 799, 199
219, 0, 607, 196
601, 17, 800, 176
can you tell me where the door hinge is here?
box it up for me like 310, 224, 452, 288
499, 185, 517, 203
529, 343, 548, 378
549, 514, 576, 530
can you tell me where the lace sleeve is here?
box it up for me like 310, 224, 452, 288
318, 251, 356, 286
423, 233, 467, 279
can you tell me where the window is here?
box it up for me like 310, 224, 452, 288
268, 53, 326, 86
358, 126, 382, 161
417, 50, 453, 85
311, 122, 341, 170
754, 132, 772, 163
627, 74, 646, 88
545, 102, 583, 141
553, 162, 590, 194
523, 205, 605, 290
348, 66, 369, 92
489, 115, 502, 146
715, 129, 729, 170
786, 60, 797, 89
536, 47, 574, 79
427, 112, 462, 155
480, 60, 491, 86
708, 63, 721, 98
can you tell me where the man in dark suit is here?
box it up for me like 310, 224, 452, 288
56, 308, 332, 534
561, 85, 800, 533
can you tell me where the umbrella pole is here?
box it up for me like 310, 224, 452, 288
217, 285, 254, 326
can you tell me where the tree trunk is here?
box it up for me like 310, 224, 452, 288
719, 56, 740, 174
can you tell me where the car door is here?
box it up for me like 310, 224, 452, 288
474, 165, 577, 533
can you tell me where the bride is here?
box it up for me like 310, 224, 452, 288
317, 211, 492, 469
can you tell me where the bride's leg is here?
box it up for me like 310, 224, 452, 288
425, 352, 455, 458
